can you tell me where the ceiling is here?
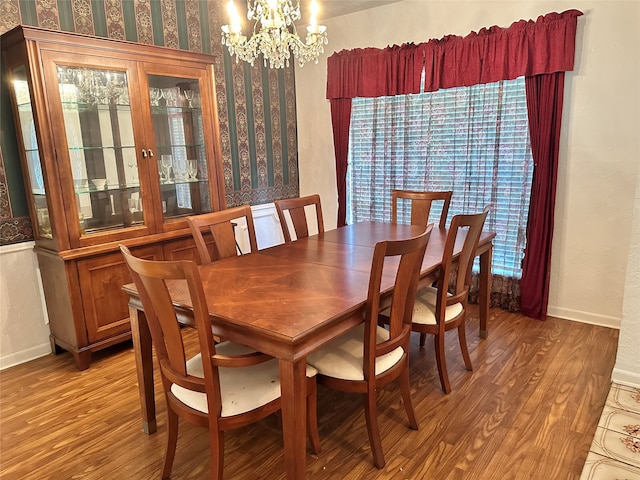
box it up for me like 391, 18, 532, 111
299, 0, 403, 22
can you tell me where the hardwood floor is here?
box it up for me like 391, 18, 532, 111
0, 307, 618, 479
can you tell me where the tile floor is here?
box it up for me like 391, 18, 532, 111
580, 383, 640, 479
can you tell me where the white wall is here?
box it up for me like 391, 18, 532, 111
0, 242, 51, 369
295, 1, 640, 330
612, 178, 640, 387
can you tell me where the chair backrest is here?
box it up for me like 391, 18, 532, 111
274, 194, 324, 242
120, 245, 222, 417
187, 205, 258, 264
364, 225, 432, 380
436, 208, 489, 317
391, 190, 452, 229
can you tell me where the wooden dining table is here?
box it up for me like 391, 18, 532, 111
123, 221, 495, 479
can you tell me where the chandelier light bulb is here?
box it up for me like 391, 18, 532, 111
226, 0, 242, 34
310, 0, 318, 27
221, 0, 328, 69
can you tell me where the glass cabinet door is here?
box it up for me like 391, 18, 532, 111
147, 74, 211, 222
11, 66, 51, 238
56, 65, 144, 234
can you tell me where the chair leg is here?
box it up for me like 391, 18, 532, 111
419, 332, 427, 347
306, 380, 321, 455
363, 389, 385, 469
399, 363, 418, 430
209, 430, 224, 480
434, 333, 451, 394
457, 322, 473, 371
161, 407, 179, 480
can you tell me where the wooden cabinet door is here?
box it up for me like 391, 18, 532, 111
77, 245, 161, 343
39, 49, 158, 248
137, 62, 225, 234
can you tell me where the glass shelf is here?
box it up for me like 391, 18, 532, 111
159, 178, 206, 187
62, 102, 131, 112
73, 183, 141, 194
155, 143, 204, 149
68, 146, 136, 151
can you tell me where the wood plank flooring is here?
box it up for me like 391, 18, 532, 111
0, 307, 618, 479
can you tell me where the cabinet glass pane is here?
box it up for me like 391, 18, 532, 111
148, 75, 211, 221
56, 66, 144, 234
12, 66, 51, 238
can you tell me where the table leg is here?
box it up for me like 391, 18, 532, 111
279, 358, 308, 479
129, 304, 156, 434
478, 244, 493, 339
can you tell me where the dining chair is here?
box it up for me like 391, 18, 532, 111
120, 245, 320, 480
398, 208, 489, 394
274, 194, 324, 242
391, 190, 452, 229
187, 205, 258, 264
306, 225, 432, 469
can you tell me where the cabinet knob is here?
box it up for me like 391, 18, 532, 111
141, 149, 147, 158
147, 149, 154, 157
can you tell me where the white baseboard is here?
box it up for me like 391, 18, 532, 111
547, 306, 621, 329
0, 343, 51, 371
612, 368, 640, 389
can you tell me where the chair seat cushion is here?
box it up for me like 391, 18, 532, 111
410, 286, 463, 325
306, 324, 404, 381
171, 341, 317, 417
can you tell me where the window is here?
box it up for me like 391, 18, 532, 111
347, 77, 533, 278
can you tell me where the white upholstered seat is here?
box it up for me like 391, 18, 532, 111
306, 324, 403, 381
173, 342, 317, 417
405, 287, 464, 325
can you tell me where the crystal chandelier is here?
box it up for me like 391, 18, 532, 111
221, 0, 328, 69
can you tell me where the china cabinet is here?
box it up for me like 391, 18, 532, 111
2, 26, 226, 369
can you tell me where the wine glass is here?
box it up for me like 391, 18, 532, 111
126, 157, 138, 185
37, 208, 52, 236
160, 155, 173, 183
163, 88, 178, 107
191, 91, 201, 107
186, 159, 198, 180
184, 90, 196, 108
128, 198, 138, 214
149, 87, 163, 106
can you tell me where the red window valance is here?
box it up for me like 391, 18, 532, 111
326, 9, 583, 99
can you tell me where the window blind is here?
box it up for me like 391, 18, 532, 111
347, 77, 533, 278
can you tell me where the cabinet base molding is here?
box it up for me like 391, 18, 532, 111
50, 331, 133, 370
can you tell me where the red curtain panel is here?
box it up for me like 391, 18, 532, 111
521, 72, 566, 319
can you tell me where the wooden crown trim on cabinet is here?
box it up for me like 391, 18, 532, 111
2, 25, 227, 369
